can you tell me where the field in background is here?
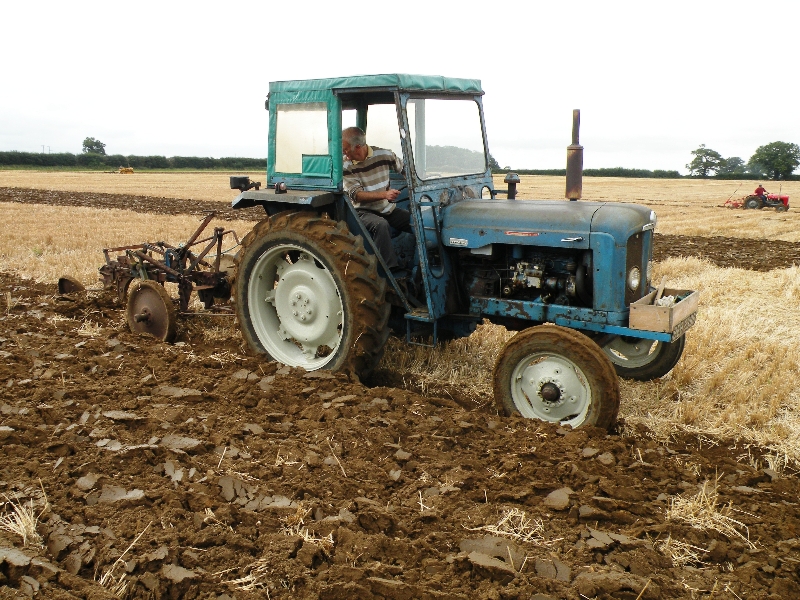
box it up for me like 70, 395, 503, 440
0, 170, 266, 203
2, 171, 800, 461
0, 203, 254, 285
3, 170, 800, 241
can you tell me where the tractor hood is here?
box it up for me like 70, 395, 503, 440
441, 199, 655, 249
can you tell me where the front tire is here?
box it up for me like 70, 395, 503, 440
494, 325, 619, 430
234, 212, 390, 378
602, 335, 685, 381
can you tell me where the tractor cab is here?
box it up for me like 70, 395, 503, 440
233, 74, 498, 330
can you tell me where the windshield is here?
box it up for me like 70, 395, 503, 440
407, 98, 486, 180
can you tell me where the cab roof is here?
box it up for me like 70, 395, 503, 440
269, 74, 483, 95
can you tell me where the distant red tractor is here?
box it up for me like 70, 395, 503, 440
743, 193, 789, 211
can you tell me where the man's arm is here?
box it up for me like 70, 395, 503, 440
354, 189, 400, 203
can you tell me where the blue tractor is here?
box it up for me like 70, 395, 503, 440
229, 74, 697, 430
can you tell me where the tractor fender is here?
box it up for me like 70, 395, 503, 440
232, 189, 336, 217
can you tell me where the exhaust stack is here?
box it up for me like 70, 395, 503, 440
565, 109, 583, 201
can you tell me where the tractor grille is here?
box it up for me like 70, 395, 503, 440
625, 232, 645, 305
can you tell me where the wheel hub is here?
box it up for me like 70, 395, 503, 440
539, 381, 562, 403
249, 246, 344, 366
512, 354, 590, 424
274, 260, 339, 346
287, 289, 317, 323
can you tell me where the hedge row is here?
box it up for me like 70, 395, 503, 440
0, 151, 265, 170
491, 167, 682, 179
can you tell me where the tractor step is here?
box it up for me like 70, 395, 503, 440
404, 309, 439, 347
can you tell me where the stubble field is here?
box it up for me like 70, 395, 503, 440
1, 171, 800, 600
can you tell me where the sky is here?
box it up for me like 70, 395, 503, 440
2, 0, 798, 173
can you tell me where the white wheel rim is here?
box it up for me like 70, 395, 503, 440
509, 352, 591, 427
604, 337, 659, 368
247, 243, 344, 369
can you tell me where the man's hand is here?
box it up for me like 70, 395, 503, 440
385, 188, 401, 202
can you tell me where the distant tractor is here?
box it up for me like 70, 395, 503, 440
222, 74, 698, 430
743, 193, 789, 211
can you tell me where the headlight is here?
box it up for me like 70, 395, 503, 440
627, 266, 641, 292
642, 211, 658, 231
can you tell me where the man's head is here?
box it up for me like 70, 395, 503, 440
342, 127, 368, 162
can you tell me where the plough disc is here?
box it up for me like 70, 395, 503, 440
126, 280, 177, 342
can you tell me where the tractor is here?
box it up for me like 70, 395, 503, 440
743, 193, 789, 211
226, 74, 698, 430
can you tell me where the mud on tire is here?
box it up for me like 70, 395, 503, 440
233, 212, 390, 379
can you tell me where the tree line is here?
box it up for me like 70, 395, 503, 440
490, 167, 682, 178
4, 136, 797, 179
0, 151, 265, 170
686, 141, 800, 180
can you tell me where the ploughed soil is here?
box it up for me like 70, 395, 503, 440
2, 188, 800, 600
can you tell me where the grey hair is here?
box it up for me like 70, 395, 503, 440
342, 126, 366, 147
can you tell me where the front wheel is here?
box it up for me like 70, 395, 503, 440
234, 212, 390, 378
602, 335, 685, 381
494, 325, 619, 430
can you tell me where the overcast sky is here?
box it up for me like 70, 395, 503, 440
2, 0, 798, 173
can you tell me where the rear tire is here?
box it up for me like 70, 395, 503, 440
234, 212, 390, 378
744, 196, 762, 210
494, 324, 619, 430
602, 335, 685, 381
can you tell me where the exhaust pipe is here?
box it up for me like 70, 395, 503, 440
565, 109, 583, 201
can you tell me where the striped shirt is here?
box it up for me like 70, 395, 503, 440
343, 146, 404, 214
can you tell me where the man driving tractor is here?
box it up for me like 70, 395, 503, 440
754, 184, 769, 202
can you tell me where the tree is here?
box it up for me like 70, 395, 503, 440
748, 141, 800, 180
487, 152, 500, 170
82, 137, 106, 155
686, 144, 724, 177
718, 156, 746, 175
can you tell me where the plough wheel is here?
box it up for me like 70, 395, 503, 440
126, 280, 177, 342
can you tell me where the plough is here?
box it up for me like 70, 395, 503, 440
97, 212, 239, 342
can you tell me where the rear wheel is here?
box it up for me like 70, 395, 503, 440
234, 212, 390, 378
744, 196, 762, 210
602, 335, 685, 381
494, 324, 619, 429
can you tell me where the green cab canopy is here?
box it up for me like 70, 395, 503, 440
269, 74, 483, 95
